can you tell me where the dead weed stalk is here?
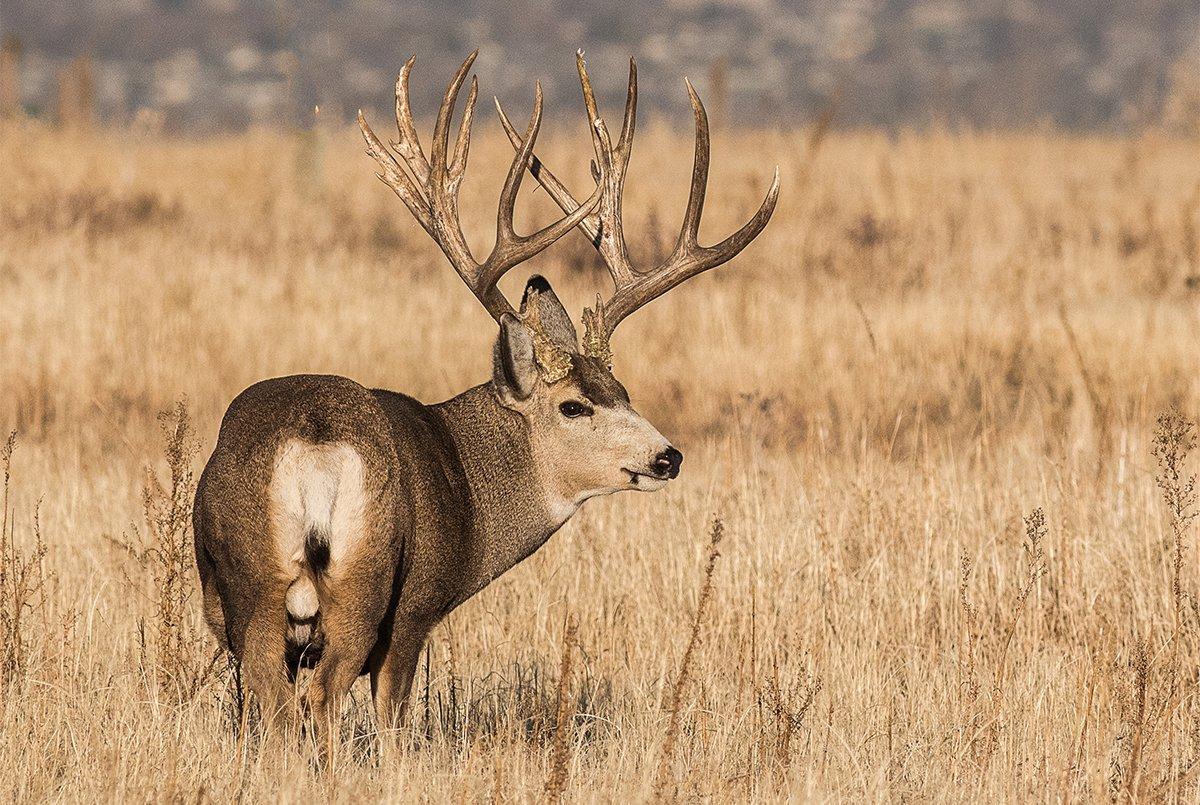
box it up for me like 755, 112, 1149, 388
653, 517, 725, 800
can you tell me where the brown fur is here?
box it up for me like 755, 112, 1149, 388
196, 50, 719, 740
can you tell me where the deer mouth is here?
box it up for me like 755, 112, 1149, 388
623, 468, 670, 489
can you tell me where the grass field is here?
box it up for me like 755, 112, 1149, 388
0, 114, 1198, 801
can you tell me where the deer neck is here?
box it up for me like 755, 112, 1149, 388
433, 384, 568, 591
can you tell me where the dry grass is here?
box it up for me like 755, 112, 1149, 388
0, 114, 1198, 800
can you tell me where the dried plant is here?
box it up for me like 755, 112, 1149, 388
1151, 408, 1198, 796
0, 432, 49, 687
544, 614, 578, 801
121, 401, 217, 702
1152, 409, 1198, 623
653, 517, 724, 800
995, 507, 1048, 691
756, 655, 822, 776
958, 552, 980, 703
1109, 638, 1153, 801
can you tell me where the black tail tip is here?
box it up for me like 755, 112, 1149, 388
525, 274, 551, 294
304, 529, 330, 573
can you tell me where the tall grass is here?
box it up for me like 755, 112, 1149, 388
0, 432, 49, 687
0, 116, 1197, 800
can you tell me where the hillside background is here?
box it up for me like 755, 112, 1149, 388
3, 0, 1200, 131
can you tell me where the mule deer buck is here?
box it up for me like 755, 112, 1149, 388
193, 51, 778, 737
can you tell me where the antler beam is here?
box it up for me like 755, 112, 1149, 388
359, 51, 604, 320
497, 51, 780, 344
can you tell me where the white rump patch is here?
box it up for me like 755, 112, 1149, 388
270, 439, 370, 598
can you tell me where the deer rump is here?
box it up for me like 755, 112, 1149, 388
269, 438, 369, 675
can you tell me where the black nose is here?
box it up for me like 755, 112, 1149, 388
654, 447, 683, 479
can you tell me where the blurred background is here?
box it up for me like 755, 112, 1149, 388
2, 0, 1200, 133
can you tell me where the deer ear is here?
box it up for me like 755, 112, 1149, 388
494, 313, 538, 402
520, 275, 578, 350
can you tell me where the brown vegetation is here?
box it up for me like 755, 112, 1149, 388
0, 116, 1198, 799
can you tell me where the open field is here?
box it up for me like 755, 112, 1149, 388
0, 115, 1198, 800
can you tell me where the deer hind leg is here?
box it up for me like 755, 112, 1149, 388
192, 525, 229, 652
194, 490, 292, 727
304, 596, 381, 756
205, 553, 292, 725
369, 614, 434, 733
303, 560, 396, 756
200, 578, 228, 651
239, 589, 293, 726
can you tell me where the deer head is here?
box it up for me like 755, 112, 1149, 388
359, 52, 777, 511
490, 275, 680, 511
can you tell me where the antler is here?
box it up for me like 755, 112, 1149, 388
496, 50, 780, 350
358, 51, 603, 320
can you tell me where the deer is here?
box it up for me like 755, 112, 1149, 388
192, 50, 779, 740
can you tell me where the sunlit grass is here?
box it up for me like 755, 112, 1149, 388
0, 117, 1198, 800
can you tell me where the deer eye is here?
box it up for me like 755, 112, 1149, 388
559, 401, 593, 419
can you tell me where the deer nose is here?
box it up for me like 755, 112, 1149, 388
654, 447, 683, 479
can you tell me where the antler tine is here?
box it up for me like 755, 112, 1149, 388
491, 82, 605, 277
496, 56, 779, 343
360, 51, 604, 322
575, 50, 604, 170
414, 51, 493, 311
448, 76, 478, 192
495, 90, 601, 245
616, 56, 637, 154
584, 53, 637, 282
494, 82, 543, 245
496, 53, 637, 280
358, 109, 433, 235
703, 166, 781, 261
430, 51, 477, 185
393, 56, 430, 187
675, 78, 709, 252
